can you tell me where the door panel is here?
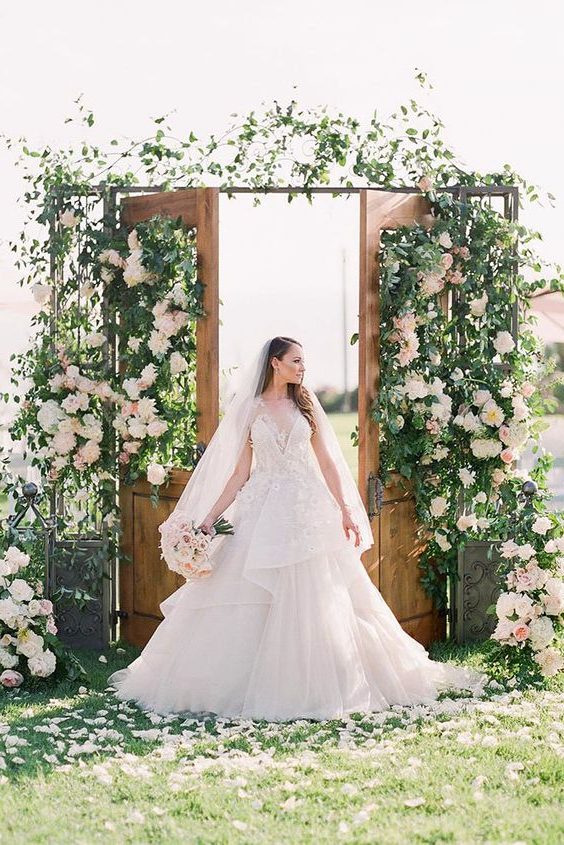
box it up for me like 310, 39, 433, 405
118, 188, 219, 647
358, 190, 446, 646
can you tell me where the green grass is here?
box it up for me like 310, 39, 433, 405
327, 412, 358, 482
1, 641, 563, 844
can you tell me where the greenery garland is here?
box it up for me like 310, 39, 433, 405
1, 72, 563, 683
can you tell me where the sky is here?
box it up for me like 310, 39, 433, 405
1, 0, 563, 404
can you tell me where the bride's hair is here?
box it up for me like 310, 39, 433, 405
259, 336, 317, 434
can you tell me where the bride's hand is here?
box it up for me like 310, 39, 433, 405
198, 516, 215, 535
341, 507, 360, 547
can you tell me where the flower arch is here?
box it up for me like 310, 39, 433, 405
2, 73, 563, 684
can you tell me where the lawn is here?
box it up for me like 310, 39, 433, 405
327, 412, 358, 482
1, 641, 563, 844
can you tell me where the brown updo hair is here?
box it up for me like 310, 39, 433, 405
258, 336, 317, 434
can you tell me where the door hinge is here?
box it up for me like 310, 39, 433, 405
367, 472, 383, 519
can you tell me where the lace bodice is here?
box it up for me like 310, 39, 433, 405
233, 396, 341, 531
248, 396, 314, 475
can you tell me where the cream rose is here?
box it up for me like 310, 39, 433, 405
147, 463, 167, 486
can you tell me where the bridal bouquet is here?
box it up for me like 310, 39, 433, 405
158, 512, 233, 581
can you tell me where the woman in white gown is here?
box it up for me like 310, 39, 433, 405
108, 336, 486, 721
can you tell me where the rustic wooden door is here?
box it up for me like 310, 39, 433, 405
118, 188, 219, 646
358, 190, 446, 646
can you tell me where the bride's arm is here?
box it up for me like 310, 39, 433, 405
310, 426, 349, 513
198, 436, 253, 532
311, 420, 361, 547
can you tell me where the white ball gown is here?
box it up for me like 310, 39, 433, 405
108, 396, 486, 721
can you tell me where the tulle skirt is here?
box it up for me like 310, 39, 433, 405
108, 482, 486, 721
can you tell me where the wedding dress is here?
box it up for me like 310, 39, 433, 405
108, 392, 486, 721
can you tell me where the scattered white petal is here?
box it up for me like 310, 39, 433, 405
404, 797, 425, 808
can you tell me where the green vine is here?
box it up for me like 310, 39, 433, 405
1, 71, 563, 682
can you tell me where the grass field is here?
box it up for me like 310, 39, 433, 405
1, 641, 563, 844
327, 412, 358, 482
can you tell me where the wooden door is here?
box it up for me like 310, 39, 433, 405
118, 189, 219, 647
358, 190, 446, 646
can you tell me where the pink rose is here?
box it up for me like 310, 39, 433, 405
512, 622, 530, 642
500, 448, 515, 464
448, 270, 466, 286
118, 452, 131, 464
459, 246, 470, 260
1, 669, 24, 688
441, 253, 454, 270
39, 599, 53, 615
425, 420, 440, 435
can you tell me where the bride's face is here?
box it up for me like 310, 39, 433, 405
273, 344, 306, 385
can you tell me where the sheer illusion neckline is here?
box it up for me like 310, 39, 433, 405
255, 396, 301, 453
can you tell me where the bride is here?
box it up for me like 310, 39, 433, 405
108, 336, 486, 720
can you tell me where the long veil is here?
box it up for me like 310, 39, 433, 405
158, 338, 374, 557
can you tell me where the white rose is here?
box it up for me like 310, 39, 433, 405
128, 420, 148, 439
492, 619, 514, 640
434, 531, 451, 551
534, 647, 564, 677
516, 543, 536, 561
493, 331, 516, 355
8, 579, 34, 603
438, 231, 452, 249
127, 229, 140, 251
470, 438, 502, 459
496, 592, 517, 619
469, 292, 488, 317
528, 616, 555, 652
52, 430, 76, 455
127, 337, 142, 352
170, 352, 189, 375
137, 397, 157, 423
59, 209, 79, 228
473, 389, 492, 407
403, 377, 429, 400
32, 283, 52, 306
37, 399, 67, 434
0, 598, 23, 627
4, 547, 30, 572
456, 513, 477, 532
450, 367, 464, 382
147, 463, 167, 486
458, 468, 476, 488
474, 492, 487, 504
28, 649, 57, 677
0, 648, 19, 669
146, 419, 168, 437
139, 363, 158, 388
429, 496, 448, 518
84, 332, 106, 348
531, 516, 552, 536
123, 378, 141, 400
148, 331, 171, 358
16, 629, 44, 658
499, 539, 520, 559
461, 412, 482, 433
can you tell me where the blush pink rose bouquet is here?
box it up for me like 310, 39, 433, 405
158, 512, 233, 581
